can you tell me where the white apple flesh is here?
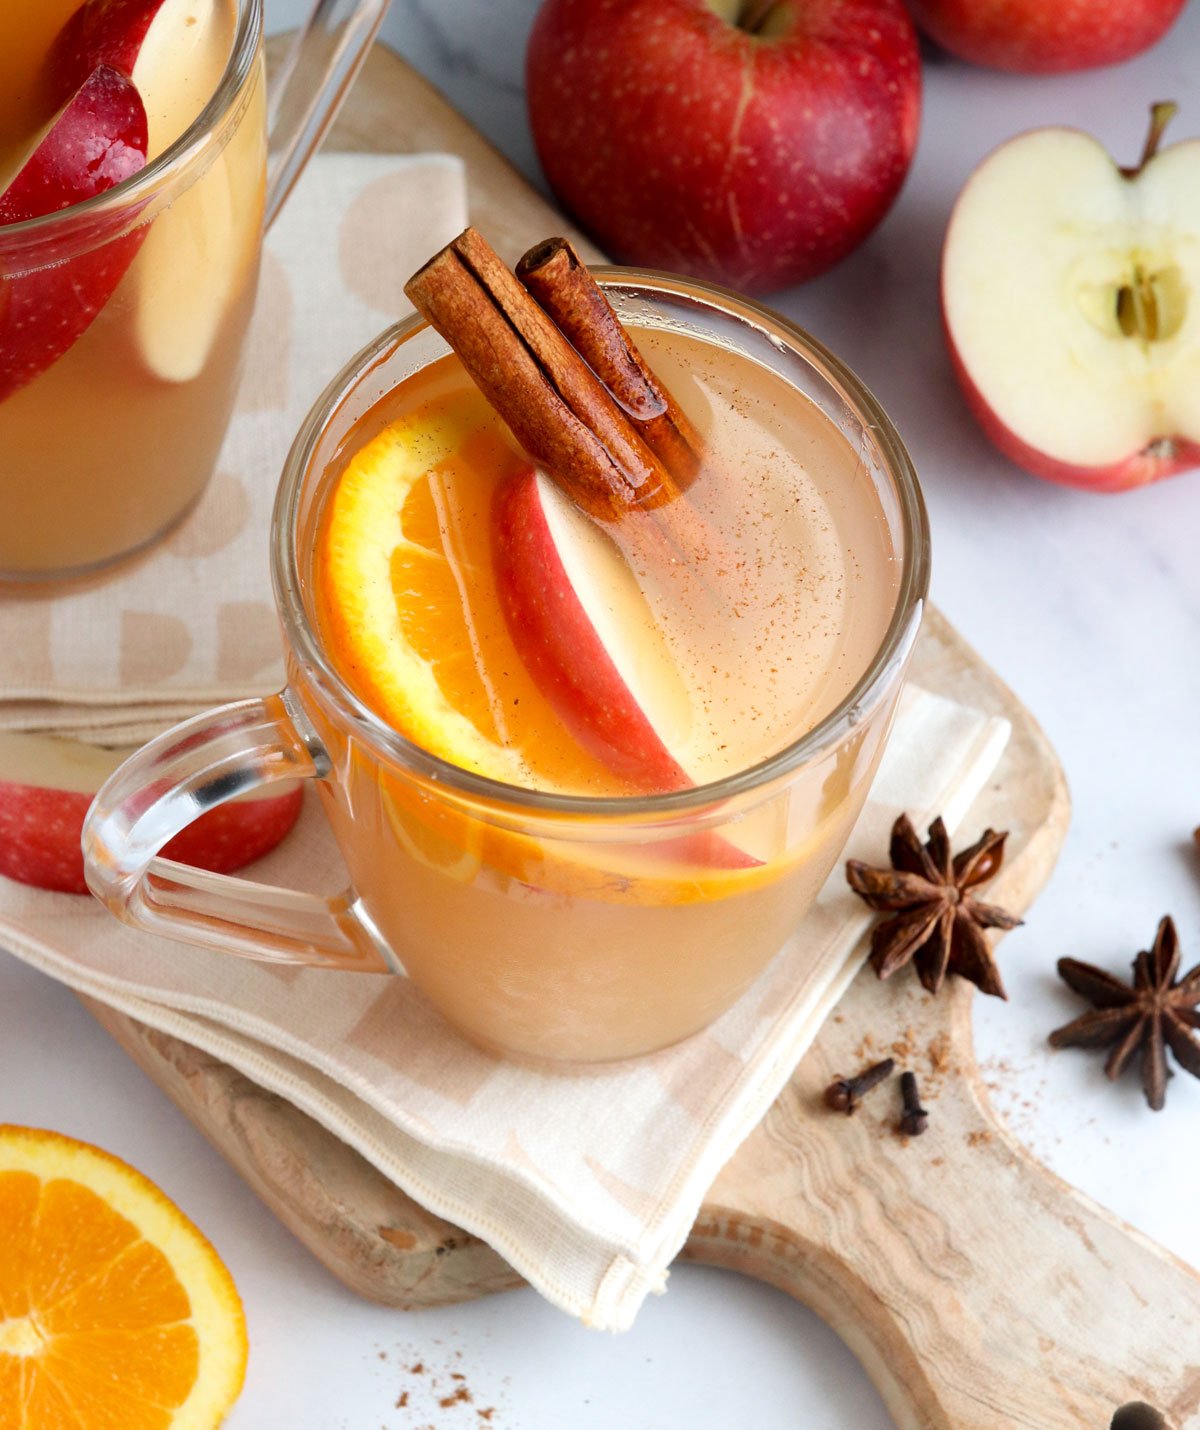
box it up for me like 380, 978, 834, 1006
50, 0, 248, 385
0, 66, 148, 401
942, 108, 1200, 490
0, 731, 302, 896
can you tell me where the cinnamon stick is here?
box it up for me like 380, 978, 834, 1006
404, 228, 680, 522
516, 237, 701, 487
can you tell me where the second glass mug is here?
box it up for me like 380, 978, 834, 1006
0, 0, 388, 581
83, 275, 931, 1064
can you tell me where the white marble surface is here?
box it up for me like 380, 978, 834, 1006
4, 3, 1200, 1426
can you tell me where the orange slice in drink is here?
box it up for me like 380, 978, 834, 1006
0, 1126, 247, 1428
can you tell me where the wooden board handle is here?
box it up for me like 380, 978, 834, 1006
686, 972, 1200, 1430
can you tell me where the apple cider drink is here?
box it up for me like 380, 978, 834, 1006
301, 235, 906, 1062
0, 0, 265, 578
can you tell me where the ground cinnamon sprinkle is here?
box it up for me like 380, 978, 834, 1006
926, 1033, 951, 1074
380, 1345, 501, 1425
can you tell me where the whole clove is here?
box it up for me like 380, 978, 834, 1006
898, 1070, 929, 1136
824, 1057, 895, 1115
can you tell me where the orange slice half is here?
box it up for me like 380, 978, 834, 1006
0, 1126, 247, 1429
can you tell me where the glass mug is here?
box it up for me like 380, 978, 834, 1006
0, 0, 388, 581
83, 275, 931, 1064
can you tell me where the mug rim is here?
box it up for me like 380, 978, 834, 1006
272, 267, 931, 819
0, 0, 262, 242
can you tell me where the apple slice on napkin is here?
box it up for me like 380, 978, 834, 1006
0, 732, 302, 896
0, 66, 148, 402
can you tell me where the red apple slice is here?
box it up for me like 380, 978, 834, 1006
50, 0, 246, 384
51, 0, 235, 157
942, 109, 1200, 491
494, 464, 694, 792
493, 466, 759, 870
0, 732, 302, 896
0, 66, 147, 402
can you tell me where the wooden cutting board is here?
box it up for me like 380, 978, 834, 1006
84, 40, 1200, 1430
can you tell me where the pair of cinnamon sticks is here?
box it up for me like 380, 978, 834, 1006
404, 230, 700, 523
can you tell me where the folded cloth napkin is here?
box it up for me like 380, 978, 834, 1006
0, 684, 1009, 1329
0, 151, 1012, 1329
0, 152, 467, 747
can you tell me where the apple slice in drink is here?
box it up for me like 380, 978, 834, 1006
50, 0, 236, 157
493, 466, 759, 869
0, 732, 303, 896
50, 0, 249, 384
942, 105, 1200, 491
0, 66, 147, 402
494, 464, 694, 793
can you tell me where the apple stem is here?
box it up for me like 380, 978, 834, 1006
737, 0, 779, 33
1121, 101, 1179, 178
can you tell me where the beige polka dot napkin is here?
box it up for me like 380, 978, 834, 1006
0, 152, 467, 747
0, 682, 1010, 1329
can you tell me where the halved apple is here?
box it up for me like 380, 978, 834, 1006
942, 106, 1200, 491
0, 66, 148, 401
50, 0, 249, 385
0, 731, 302, 896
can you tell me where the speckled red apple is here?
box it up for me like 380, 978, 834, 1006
904, 0, 1186, 73
526, 0, 921, 294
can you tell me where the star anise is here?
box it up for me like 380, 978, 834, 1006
1049, 916, 1200, 1111
845, 814, 1021, 999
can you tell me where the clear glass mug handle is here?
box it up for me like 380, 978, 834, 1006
82, 694, 401, 974
264, 0, 392, 230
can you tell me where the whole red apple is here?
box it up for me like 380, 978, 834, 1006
942, 104, 1200, 491
904, 0, 1186, 73
526, 0, 921, 294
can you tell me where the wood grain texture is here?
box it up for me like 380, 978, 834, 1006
81, 40, 1200, 1430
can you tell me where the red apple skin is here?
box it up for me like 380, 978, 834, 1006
526, 0, 921, 294
904, 0, 1186, 74
494, 464, 692, 793
942, 313, 1200, 494
0, 66, 148, 402
0, 783, 304, 896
